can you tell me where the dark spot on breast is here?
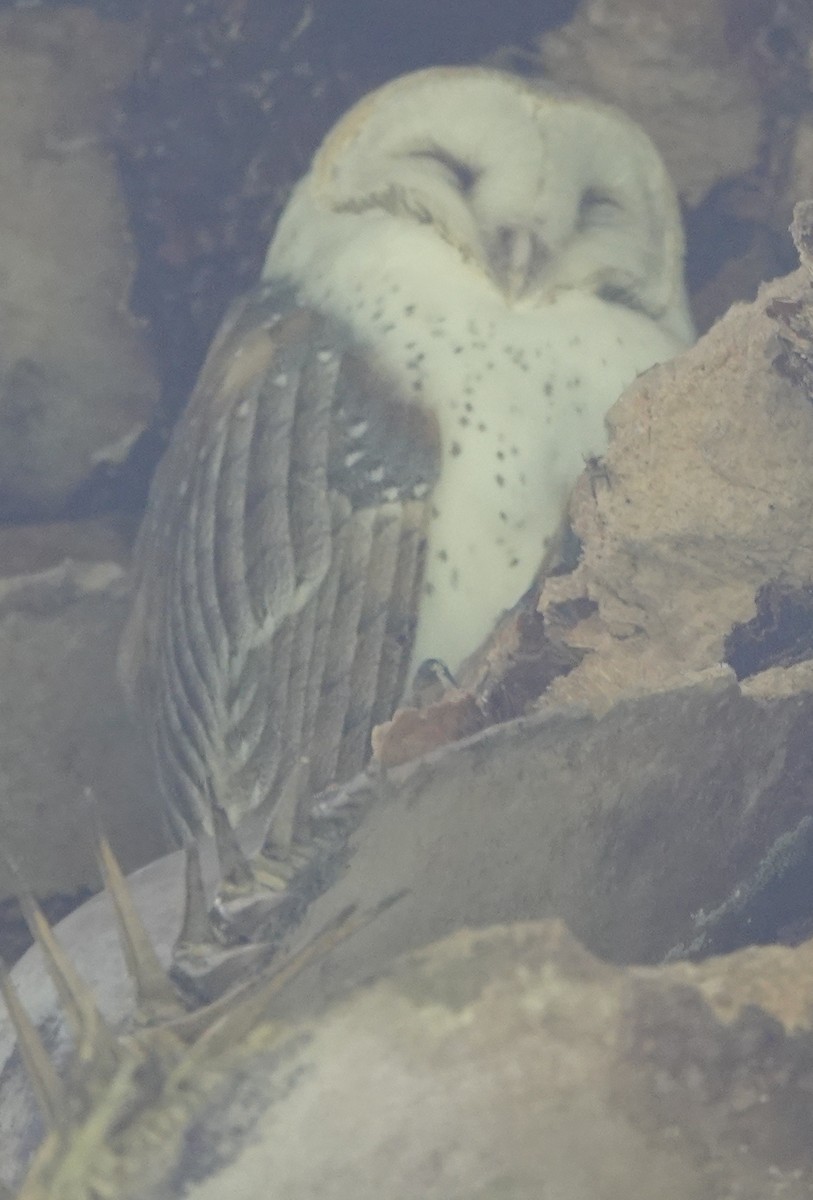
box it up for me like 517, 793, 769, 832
450, 441, 462, 456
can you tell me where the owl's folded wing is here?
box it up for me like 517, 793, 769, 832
118, 287, 440, 840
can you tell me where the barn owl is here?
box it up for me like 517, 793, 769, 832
119, 67, 694, 847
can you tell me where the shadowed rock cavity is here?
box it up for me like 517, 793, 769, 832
0, 8, 158, 518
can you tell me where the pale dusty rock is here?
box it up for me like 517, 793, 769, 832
9, 920, 813, 1198
789, 116, 813, 214
538, 264, 813, 711
537, 0, 763, 206
169, 924, 813, 1200
0, 8, 158, 517
5, 664, 813, 1186
0, 519, 170, 908
742, 659, 813, 698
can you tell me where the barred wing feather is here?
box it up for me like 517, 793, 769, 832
118, 288, 440, 839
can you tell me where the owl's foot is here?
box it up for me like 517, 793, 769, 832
174, 796, 332, 987
170, 766, 348, 1000
203, 802, 301, 942
167, 833, 275, 1002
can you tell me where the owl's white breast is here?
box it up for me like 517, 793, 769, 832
265, 205, 688, 673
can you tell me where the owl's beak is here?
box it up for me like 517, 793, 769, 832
487, 225, 547, 300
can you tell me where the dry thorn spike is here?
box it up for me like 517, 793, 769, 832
0, 956, 66, 1132
90, 809, 185, 1024
2, 848, 120, 1077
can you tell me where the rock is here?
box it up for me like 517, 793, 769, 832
10, 919, 813, 1198
0, 518, 170, 909
788, 116, 813, 216
6, 661, 813, 1187
537, 261, 813, 711
169, 922, 813, 1200
536, 0, 763, 207
0, 7, 158, 517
